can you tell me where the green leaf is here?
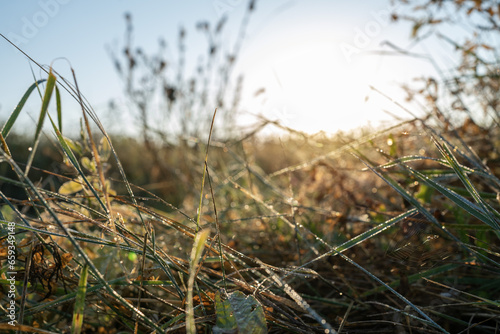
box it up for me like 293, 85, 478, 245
81, 156, 96, 173
213, 290, 267, 334
0, 205, 15, 222
214, 290, 237, 333
63, 136, 83, 156
59, 178, 84, 195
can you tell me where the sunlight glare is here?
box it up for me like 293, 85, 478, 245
241, 40, 400, 134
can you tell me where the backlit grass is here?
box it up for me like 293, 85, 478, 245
1, 61, 500, 334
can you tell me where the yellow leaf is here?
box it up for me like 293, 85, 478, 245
81, 156, 96, 173
59, 179, 84, 195
98, 137, 111, 161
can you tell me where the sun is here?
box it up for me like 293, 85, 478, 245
239, 40, 405, 134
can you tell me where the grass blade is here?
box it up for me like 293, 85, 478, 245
196, 108, 218, 231
24, 71, 56, 176
186, 229, 210, 334
71, 264, 89, 334
1, 79, 46, 138
405, 165, 499, 232
1, 134, 165, 333
433, 137, 500, 230
47, 113, 108, 213
55, 85, 62, 133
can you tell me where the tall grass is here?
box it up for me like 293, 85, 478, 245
1, 63, 499, 333
1, 17, 500, 333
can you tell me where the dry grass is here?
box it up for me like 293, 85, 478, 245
0, 64, 499, 334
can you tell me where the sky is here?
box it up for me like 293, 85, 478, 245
0, 0, 455, 137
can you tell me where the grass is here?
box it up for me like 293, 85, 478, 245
0, 63, 499, 334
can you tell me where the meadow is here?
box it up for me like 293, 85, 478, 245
1, 1, 500, 333
1, 66, 499, 333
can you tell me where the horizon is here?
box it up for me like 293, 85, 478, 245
1, 0, 460, 138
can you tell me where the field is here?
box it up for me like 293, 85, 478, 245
2, 1, 500, 332
0, 65, 499, 334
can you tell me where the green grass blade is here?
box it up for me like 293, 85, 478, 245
47, 113, 108, 212
1, 79, 46, 138
1, 141, 164, 333
17, 275, 136, 317
367, 156, 500, 268
266, 210, 419, 287
446, 186, 498, 199
405, 165, 498, 229
336, 249, 449, 333
350, 154, 457, 332
196, 108, 218, 231
333, 209, 417, 254
25, 71, 56, 176
55, 85, 62, 133
354, 152, 469, 250
362, 261, 463, 297
71, 264, 89, 334
186, 229, 210, 334
433, 137, 500, 230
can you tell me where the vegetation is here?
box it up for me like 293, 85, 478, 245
0, 0, 499, 333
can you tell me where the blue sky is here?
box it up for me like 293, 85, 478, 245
0, 0, 452, 136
